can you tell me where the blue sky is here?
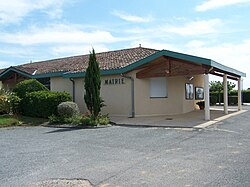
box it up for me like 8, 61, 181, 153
0, 0, 249, 88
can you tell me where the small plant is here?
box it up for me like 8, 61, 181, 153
57, 102, 80, 117
96, 114, 109, 125
8, 93, 21, 114
0, 95, 10, 114
49, 114, 82, 124
80, 115, 96, 126
196, 101, 205, 110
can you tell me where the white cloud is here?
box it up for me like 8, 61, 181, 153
196, 0, 250, 12
111, 10, 153, 23
166, 19, 222, 36
0, 47, 35, 57
0, 24, 122, 45
124, 19, 222, 38
0, 60, 15, 69
0, 0, 67, 24
184, 39, 250, 88
52, 44, 109, 56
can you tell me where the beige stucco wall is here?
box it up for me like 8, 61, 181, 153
50, 72, 204, 117
100, 75, 131, 116
50, 77, 72, 95
134, 73, 204, 116
51, 75, 131, 116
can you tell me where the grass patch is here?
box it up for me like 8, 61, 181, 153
0, 115, 20, 127
0, 115, 48, 128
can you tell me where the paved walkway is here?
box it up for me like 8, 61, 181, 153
110, 106, 248, 128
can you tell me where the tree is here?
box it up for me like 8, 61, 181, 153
210, 81, 236, 93
84, 49, 101, 119
209, 81, 236, 104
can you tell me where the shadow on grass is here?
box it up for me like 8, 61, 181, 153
17, 116, 48, 126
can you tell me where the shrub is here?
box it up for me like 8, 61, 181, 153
22, 91, 72, 118
80, 115, 96, 126
8, 93, 21, 114
210, 95, 217, 105
49, 114, 82, 124
0, 95, 10, 114
243, 90, 250, 103
96, 115, 109, 125
13, 79, 48, 98
57, 102, 80, 117
228, 96, 238, 105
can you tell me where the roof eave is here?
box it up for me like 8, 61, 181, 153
0, 67, 33, 80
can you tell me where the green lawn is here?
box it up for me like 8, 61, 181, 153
0, 115, 48, 128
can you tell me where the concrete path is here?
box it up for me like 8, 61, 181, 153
110, 106, 248, 128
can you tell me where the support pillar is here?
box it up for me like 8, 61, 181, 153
204, 74, 210, 120
238, 78, 242, 111
223, 74, 228, 114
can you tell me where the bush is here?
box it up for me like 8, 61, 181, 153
57, 102, 80, 117
22, 91, 72, 118
0, 95, 10, 114
49, 113, 109, 126
8, 93, 21, 114
228, 96, 238, 105
243, 90, 250, 103
13, 79, 48, 98
80, 115, 96, 126
49, 114, 82, 124
96, 115, 109, 125
210, 95, 217, 105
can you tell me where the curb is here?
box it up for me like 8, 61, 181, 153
193, 110, 248, 129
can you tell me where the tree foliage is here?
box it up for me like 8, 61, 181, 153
210, 81, 236, 93
84, 49, 101, 119
209, 81, 236, 104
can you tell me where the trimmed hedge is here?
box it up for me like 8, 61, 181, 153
210, 90, 250, 104
13, 79, 48, 98
22, 91, 72, 118
243, 90, 250, 103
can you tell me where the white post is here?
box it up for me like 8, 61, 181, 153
204, 74, 210, 120
238, 78, 242, 111
223, 74, 228, 114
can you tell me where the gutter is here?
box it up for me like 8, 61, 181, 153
70, 78, 76, 102
121, 74, 135, 118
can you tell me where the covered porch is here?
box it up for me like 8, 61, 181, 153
133, 50, 246, 120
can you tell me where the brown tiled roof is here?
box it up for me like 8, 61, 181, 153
0, 69, 5, 74
10, 47, 159, 75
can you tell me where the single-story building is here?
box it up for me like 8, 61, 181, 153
0, 46, 246, 120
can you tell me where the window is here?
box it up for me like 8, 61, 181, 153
37, 78, 50, 90
150, 77, 168, 98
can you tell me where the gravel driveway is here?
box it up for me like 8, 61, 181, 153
0, 107, 250, 187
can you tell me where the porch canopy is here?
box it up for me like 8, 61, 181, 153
131, 50, 246, 120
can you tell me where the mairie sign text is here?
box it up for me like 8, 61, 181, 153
104, 78, 125, 85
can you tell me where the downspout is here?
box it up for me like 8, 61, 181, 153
70, 78, 76, 102
121, 74, 135, 118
